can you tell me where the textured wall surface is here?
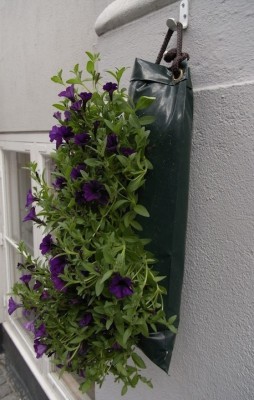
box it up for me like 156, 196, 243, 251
0, 0, 108, 132
95, 0, 254, 399
0, 1, 253, 399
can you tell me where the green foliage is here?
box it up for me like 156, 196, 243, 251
10, 53, 177, 395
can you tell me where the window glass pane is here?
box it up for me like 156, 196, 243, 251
43, 155, 55, 185
4, 151, 33, 252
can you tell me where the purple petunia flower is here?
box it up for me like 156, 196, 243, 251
70, 164, 86, 180
70, 100, 82, 112
49, 125, 73, 148
120, 147, 135, 157
49, 255, 66, 275
75, 190, 84, 205
24, 320, 35, 333
35, 323, 47, 339
40, 290, 50, 300
49, 125, 63, 148
23, 207, 39, 223
53, 111, 62, 121
93, 120, 100, 135
25, 189, 39, 208
8, 297, 22, 315
83, 180, 109, 205
74, 133, 90, 146
58, 85, 75, 102
106, 134, 118, 153
52, 176, 67, 190
79, 313, 92, 327
51, 276, 67, 292
39, 234, 54, 255
112, 342, 122, 350
49, 255, 67, 292
103, 82, 118, 99
79, 92, 92, 103
60, 125, 74, 142
64, 110, 71, 121
109, 273, 133, 299
34, 339, 47, 358
20, 274, 32, 284
33, 280, 42, 290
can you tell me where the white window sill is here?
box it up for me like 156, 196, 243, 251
95, 0, 178, 36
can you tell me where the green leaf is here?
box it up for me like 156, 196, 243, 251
80, 380, 92, 393
131, 352, 146, 369
123, 328, 132, 345
95, 279, 104, 296
169, 325, 178, 334
168, 315, 177, 324
138, 115, 156, 125
121, 385, 128, 396
135, 96, 155, 111
85, 158, 102, 167
100, 270, 113, 284
134, 204, 150, 217
86, 60, 94, 74
66, 78, 81, 84
104, 119, 115, 131
52, 103, 66, 111
129, 114, 140, 129
128, 176, 145, 192
112, 199, 128, 211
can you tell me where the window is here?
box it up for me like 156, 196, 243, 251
0, 133, 94, 400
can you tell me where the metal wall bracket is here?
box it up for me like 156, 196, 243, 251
167, 0, 189, 30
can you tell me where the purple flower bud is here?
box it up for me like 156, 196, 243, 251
75, 190, 84, 205
52, 176, 67, 190
24, 320, 35, 333
106, 134, 118, 153
112, 342, 122, 350
83, 180, 109, 205
120, 147, 135, 157
109, 273, 133, 299
40, 290, 50, 300
79, 92, 92, 103
35, 323, 47, 339
79, 313, 92, 327
74, 133, 90, 146
20, 274, 32, 284
93, 120, 100, 135
64, 110, 71, 121
8, 297, 22, 315
70, 100, 82, 112
70, 164, 86, 180
39, 234, 54, 255
23, 207, 38, 223
103, 82, 118, 99
53, 111, 62, 121
25, 189, 39, 208
33, 281, 42, 290
34, 339, 47, 358
58, 85, 75, 102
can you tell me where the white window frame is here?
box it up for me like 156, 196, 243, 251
0, 132, 93, 400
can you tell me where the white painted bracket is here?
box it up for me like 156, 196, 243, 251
167, 0, 189, 30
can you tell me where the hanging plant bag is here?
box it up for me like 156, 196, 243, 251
129, 51, 193, 372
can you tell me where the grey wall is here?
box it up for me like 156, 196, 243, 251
0, 1, 254, 399
95, 1, 254, 399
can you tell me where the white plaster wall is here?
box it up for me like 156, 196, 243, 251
0, 1, 253, 399
95, 0, 254, 399
0, 0, 110, 132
